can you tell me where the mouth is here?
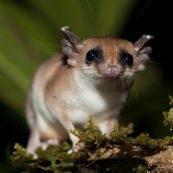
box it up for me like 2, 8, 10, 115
105, 73, 120, 78
96, 73, 121, 82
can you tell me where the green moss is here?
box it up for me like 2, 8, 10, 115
11, 143, 86, 173
109, 122, 134, 142
163, 96, 173, 130
11, 142, 150, 173
69, 115, 108, 150
11, 98, 173, 172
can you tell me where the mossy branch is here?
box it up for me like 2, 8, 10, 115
11, 97, 173, 173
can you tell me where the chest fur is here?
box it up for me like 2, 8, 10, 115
65, 74, 128, 124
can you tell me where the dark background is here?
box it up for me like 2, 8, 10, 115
0, 0, 173, 172
122, 0, 173, 135
124, 0, 173, 81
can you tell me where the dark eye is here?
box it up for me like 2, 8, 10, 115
86, 49, 99, 63
120, 52, 133, 67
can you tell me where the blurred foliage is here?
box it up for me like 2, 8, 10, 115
163, 96, 173, 130
0, 0, 137, 114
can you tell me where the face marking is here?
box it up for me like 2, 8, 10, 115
81, 38, 136, 84
119, 50, 134, 67
85, 48, 102, 65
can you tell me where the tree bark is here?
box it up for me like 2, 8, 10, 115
87, 145, 173, 173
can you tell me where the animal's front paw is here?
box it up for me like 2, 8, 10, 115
68, 142, 85, 154
40, 138, 59, 150
27, 138, 59, 158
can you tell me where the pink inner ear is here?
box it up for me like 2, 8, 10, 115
67, 58, 77, 66
134, 35, 154, 52
137, 52, 150, 71
134, 35, 153, 71
61, 26, 84, 53
60, 26, 84, 67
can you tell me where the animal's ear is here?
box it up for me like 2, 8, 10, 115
61, 26, 84, 66
134, 35, 154, 71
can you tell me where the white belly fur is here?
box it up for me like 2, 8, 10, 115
67, 73, 128, 125
31, 70, 128, 132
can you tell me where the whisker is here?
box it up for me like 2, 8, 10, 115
73, 67, 96, 72
135, 0, 152, 25
147, 60, 167, 68
34, 43, 61, 49
84, 0, 98, 37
